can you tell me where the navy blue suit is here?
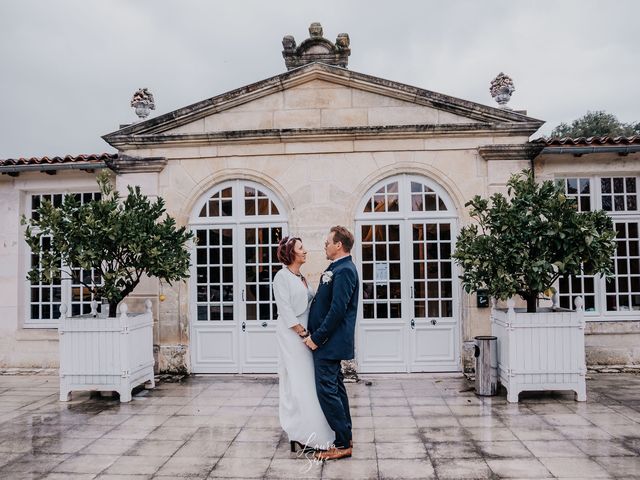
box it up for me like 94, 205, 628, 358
308, 255, 359, 449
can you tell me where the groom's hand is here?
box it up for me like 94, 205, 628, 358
303, 336, 318, 350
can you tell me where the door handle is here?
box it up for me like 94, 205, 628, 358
410, 286, 414, 299
431, 319, 437, 325
242, 322, 246, 332
410, 319, 415, 329
242, 289, 245, 301
261, 321, 267, 328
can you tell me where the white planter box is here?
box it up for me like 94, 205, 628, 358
58, 301, 155, 402
491, 298, 586, 403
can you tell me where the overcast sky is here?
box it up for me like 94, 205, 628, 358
1, 0, 638, 159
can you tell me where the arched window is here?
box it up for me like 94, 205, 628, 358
363, 181, 399, 213
198, 187, 232, 217
410, 181, 448, 212
357, 174, 455, 219
244, 185, 280, 216
197, 184, 281, 219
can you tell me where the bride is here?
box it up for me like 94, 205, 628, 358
272, 236, 335, 453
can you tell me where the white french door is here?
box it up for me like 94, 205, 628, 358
189, 181, 287, 373
192, 225, 238, 373
407, 220, 458, 371
355, 175, 460, 373
240, 225, 286, 372
357, 222, 407, 372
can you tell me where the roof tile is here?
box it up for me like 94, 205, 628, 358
534, 135, 640, 146
0, 153, 116, 167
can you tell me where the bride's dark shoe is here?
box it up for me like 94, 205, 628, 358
290, 440, 316, 453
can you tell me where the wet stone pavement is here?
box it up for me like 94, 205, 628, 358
0, 373, 639, 479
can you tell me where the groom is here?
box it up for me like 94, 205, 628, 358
303, 226, 359, 460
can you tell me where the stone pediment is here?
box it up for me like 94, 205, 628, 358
103, 63, 543, 148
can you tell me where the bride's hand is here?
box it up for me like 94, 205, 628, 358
291, 324, 307, 337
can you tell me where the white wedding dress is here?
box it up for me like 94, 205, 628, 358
273, 268, 335, 449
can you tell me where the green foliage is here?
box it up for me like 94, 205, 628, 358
551, 110, 639, 138
22, 171, 194, 317
452, 170, 616, 312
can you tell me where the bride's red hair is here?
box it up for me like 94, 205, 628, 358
277, 236, 301, 265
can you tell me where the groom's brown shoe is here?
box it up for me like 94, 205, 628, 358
314, 446, 352, 461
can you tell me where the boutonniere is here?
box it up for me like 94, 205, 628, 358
321, 271, 334, 284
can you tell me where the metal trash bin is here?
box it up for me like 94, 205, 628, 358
474, 335, 498, 396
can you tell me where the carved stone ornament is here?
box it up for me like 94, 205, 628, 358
130, 88, 156, 120
282, 22, 350, 70
309, 22, 323, 37
490, 72, 515, 109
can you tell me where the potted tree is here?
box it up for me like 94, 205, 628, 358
453, 170, 616, 402
23, 171, 193, 402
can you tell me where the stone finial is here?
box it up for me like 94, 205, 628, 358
282, 22, 351, 70
336, 33, 350, 49
309, 22, 323, 37
490, 72, 515, 109
282, 35, 296, 52
130, 88, 155, 120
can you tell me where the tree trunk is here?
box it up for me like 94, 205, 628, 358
524, 293, 537, 313
109, 302, 118, 318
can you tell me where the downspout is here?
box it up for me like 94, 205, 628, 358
530, 155, 535, 180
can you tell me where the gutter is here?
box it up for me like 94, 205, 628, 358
0, 162, 108, 176
540, 145, 640, 155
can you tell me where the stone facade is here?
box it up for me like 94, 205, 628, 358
1, 42, 638, 373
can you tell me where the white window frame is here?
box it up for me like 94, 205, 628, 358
355, 174, 457, 221
555, 174, 640, 321
23, 190, 101, 329
190, 180, 287, 226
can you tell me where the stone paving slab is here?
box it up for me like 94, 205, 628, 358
0, 373, 639, 478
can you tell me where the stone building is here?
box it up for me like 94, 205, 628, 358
1, 24, 638, 373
